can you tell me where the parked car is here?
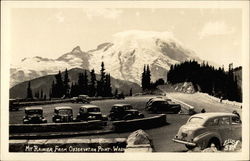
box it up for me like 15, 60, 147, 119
145, 97, 181, 113
52, 106, 73, 123
75, 104, 108, 122
172, 112, 242, 150
71, 95, 90, 103
23, 107, 47, 124
9, 99, 19, 111
109, 104, 144, 121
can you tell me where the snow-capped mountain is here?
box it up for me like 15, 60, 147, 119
10, 30, 201, 87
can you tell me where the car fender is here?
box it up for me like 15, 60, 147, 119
194, 131, 222, 147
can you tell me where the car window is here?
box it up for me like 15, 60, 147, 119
88, 108, 100, 112
232, 116, 241, 125
219, 117, 230, 125
125, 106, 132, 110
187, 117, 204, 125
59, 109, 72, 115
206, 118, 219, 126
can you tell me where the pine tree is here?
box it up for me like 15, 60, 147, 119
55, 71, 64, 98
114, 88, 118, 97
26, 81, 33, 99
141, 65, 146, 91
89, 69, 96, 97
104, 74, 112, 97
99, 62, 106, 97
40, 89, 43, 99
146, 65, 151, 89
78, 73, 84, 95
63, 69, 70, 98
83, 70, 89, 95
129, 88, 133, 96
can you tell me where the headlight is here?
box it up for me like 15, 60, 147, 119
56, 119, 60, 121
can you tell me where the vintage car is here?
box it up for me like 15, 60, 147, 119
71, 95, 90, 103
23, 107, 47, 124
52, 106, 73, 123
75, 104, 108, 122
145, 97, 181, 113
9, 99, 20, 111
109, 104, 144, 121
172, 112, 242, 150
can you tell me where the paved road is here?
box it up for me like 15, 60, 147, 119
9, 93, 241, 152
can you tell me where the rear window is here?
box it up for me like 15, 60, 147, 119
26, 110, 42, 115
187, 117, 204, 125
88, 108, 100, 112
58, 109, 72, 115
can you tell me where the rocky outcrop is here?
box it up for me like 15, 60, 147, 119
125, 129, 154, 152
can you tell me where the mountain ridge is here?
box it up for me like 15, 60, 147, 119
10, 30, 202, 87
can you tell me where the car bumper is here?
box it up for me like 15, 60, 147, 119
172, 138, 196, 146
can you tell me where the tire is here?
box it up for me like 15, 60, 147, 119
208, 138, 221, 150
139, 114, 144, 118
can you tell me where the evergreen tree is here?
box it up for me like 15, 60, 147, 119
167, 60, 242, 102
100, 62, 106, 97
40, 89, 43, 99
26, 81, 33, 99
63, 69, 70, 98
78, 73, 84, 95
54, 71, 64, 98
83, 70, 89, 95
141, 65, 146, 91
104, 74, 112, 97
146, 65, 151, 89
129, 88, 133, 96
114, 88, 118, 96
89, 69, 96, 97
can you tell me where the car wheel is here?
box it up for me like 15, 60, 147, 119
185, 145, 196, 150
208, 138, 221, 150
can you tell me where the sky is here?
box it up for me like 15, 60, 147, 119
10, 7, 242, 68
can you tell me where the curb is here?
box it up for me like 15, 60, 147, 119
9, 129, 114, 140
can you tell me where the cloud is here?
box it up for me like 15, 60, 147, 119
84, 8, 123, 20
199, 21, 235, 39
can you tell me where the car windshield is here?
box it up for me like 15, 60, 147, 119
58, 109, 72, 115
26, 110, 42, 115
125, 106, 132, 110
88, 108, 100, 112
187, 117, 204, 125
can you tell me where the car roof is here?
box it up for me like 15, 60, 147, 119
113, 104, 131, 107
25, 107, 43, 110
80, 104, 99, 109
55, 106, 72, 110
150, 98, 166, 102
191, 112, 237, 120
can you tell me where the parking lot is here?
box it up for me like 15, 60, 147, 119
9, 93, 242, 152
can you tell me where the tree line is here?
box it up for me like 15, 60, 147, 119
141, 64, 165, 91
26, 62, 115, 99
167, 60, 242, 102
50, 62, 113, 98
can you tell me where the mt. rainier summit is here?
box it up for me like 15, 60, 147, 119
10, 30, 201, 87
